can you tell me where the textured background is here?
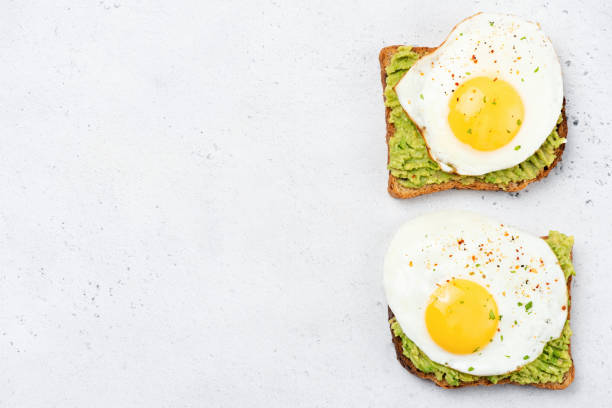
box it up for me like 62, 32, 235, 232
1, 0, 611, 406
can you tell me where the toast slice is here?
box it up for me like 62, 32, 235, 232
387, 236, 574, 389
380, 46, 568, 199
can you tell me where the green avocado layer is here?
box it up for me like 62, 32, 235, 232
385, 46, 566, 189
390, 231, 575, 386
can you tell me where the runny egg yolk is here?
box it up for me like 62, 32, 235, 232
448, 76, 524, 151
425, 278, 499, 354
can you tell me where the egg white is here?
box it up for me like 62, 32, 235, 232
395, 13, 563, 176
383, 211, 568, 376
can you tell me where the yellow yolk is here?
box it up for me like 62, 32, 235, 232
448, 77, 524, 151
425, 279, 499, 354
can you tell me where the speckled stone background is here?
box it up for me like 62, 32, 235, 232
1, 0, 611, 407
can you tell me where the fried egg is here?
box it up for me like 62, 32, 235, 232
383, 211, 568, 376
395, 13, 563, 175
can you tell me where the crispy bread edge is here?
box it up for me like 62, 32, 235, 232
387, 237, 574, 389
380, 45, 568, 199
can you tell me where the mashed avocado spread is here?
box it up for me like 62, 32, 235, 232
385, 46, 566, 189
390, 231, 575, 386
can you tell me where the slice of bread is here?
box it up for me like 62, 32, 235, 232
380, 46, 568, 199
387, 236, 574, 389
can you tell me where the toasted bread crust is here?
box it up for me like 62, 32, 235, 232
387, 237, 574, 389
380, 46, 568, 199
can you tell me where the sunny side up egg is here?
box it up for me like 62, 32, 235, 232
383, 211, 568, 376
395, 13, 563, 176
